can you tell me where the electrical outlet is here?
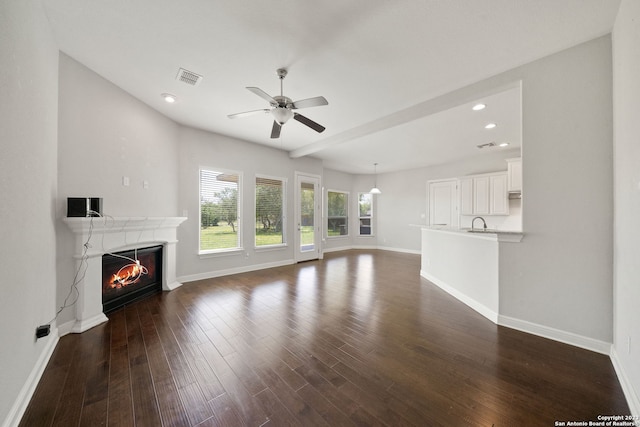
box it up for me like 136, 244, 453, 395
35, 325, 50, 339
122, 176, 130, 187
143, 180, 149, 189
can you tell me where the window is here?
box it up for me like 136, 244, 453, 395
327, 190, 348, 237
358, 192, 373, 236
255, 176, 285, 247
199, 169, 241, 253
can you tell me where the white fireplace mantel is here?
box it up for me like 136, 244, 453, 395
62, 216, 187, 334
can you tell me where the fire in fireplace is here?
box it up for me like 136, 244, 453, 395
102, 245, 163, 313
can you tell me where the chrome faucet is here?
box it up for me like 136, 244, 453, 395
471, 216, 487, 231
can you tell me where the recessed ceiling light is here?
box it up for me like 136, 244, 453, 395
472, 103, 486, 111
485, 123, 497, 129
161, 93, 177, 103
499, 142, 510, 147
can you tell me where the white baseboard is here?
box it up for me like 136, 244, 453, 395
611, 347, 640, 416
2, 329, 59, 427
57, 319, 75, 337
163, 280, 183, 291
498, 314, 611, 355
351, 244, 379, 251
177, 259, 295, 283
70, 313, 109, 334
377, 246, 421, 255
420, 270, 612, 356
323, 245, 352, 254
420, 270, 499, 323
58, 313, 109, 337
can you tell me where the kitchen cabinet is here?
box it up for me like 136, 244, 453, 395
474, 176, 490, 215
490, 173, 509, 215
506, 157, 522, 193
459, 177, 474, 215
459, 172, 509, 216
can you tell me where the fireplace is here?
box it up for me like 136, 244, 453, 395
102, 245, 163, 313
63, 216, 186, 334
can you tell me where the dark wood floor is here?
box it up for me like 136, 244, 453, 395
21, 250, 629, 426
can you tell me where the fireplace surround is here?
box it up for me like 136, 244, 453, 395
63, 216, 186, 334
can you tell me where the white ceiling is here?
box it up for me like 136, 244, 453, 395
42, 0, 621, 174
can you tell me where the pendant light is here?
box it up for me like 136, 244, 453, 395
369, 163, 382, 194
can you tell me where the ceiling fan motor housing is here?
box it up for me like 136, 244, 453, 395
272, 95, 294, 124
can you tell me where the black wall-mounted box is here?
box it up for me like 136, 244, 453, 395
67, 197, 103, 217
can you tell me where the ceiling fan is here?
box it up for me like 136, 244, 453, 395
227, 68, 328, 139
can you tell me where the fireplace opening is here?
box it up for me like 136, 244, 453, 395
102, 245, 163, 313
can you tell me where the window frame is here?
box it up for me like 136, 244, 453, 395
254, 174, 287, 250
357, 192, 374, 237
326, 189, 350, 238
198, 167, 243, 255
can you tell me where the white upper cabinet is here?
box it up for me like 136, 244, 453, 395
459, 177, 474, 216
506, 157, 522, 193
489, 173, 509, 215
458, 172, 509, 216
474, 176, 490, 215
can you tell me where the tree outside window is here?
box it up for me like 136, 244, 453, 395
358, 192, 373, 236
255, 177, 285, 247
200, 169, 241, 252
327, 190, 348, 237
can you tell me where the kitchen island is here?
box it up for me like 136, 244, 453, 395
420, 226, 523, 323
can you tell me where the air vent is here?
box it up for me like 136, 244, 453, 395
476, 142, 496, 149
176, 68, 203, 86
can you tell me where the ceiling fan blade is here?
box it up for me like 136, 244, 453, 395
293, 113, 325, 133
292, 96, 328, 109
246, 87, 277, 104
227, 109, 270, 119
270, 121, 282, 139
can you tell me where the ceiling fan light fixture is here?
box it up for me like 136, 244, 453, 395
271, 107, 293, 125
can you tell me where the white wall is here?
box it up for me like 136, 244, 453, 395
56, 53, 180, 327
612, 0, 640, 414
175, 126, 323, 281
489, 36, 614, 343
421, 230, 499, 319
374, 36, 614, 346
0, 0, 59, 425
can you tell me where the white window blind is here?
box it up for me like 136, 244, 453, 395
199, 169, 241, 252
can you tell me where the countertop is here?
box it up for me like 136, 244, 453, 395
412, 224, 524, 242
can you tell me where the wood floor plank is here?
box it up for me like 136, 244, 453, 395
124, 305, 163, 427
206, 392, 246, 426
106, 309, 135, 427
50, 325, 105, 427
255, 365, 329, 426
19, 250, 630, 426
18, 336, 76, 427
